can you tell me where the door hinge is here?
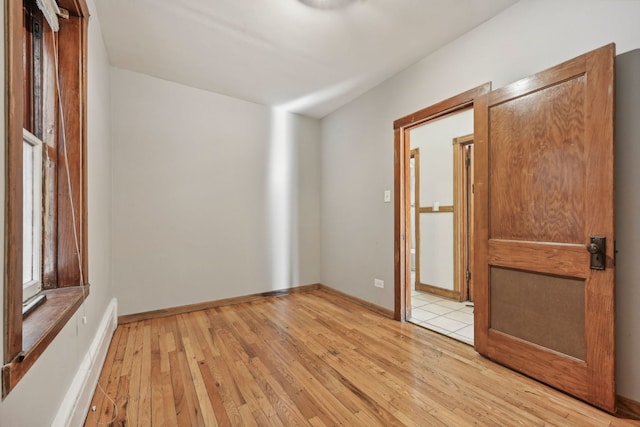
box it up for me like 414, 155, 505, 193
466, 270, 471, 282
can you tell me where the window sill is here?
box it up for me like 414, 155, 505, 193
2, 285, 89, 398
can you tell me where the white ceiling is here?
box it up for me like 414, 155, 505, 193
93, 0, 518, 118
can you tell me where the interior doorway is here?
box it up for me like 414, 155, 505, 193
406, 124, 476, 344
395, 46, 616, 412
392, 83, 491, 340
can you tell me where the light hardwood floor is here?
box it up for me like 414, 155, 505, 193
85, 290, 639, 426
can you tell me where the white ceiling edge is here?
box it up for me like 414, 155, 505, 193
94, 0, 519, 119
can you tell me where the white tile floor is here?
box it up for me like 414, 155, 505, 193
409, 290, 474, 346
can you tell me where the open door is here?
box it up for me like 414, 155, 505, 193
473, 44, 616, 412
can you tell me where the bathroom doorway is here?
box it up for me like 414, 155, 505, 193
392, 83, 490, 345
406, 113, 475, 345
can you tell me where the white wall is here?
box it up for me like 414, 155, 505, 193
321, 0, 640, 401
0, 0, 114, 424
111, 69, 321, 315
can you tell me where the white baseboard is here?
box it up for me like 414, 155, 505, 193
52, 298, 118, 427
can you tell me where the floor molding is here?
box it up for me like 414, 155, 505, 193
52, 298, 118, 427
617, 394, 640, 420
415, 282, 460, 301
118, 283, 395, 324
118, 284, 322, 324
318, 284, 394, 318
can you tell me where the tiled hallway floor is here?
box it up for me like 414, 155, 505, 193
408, 290, 474, 346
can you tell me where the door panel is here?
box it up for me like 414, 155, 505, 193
474, 44, 615, 411
489, 78, 586, 244
490, 267, 585, 360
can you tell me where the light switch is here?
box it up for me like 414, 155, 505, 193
433, 201, 440, 211
384, 190, 391, 202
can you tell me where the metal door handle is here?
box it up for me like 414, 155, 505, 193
587, 236, 606, 270
587, 243, 600, 254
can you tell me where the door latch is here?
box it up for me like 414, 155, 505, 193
587, 236, 606, 270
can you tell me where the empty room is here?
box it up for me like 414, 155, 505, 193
1, 0, 640, 425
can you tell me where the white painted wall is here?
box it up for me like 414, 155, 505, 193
0, 0, 114, 424
321, 0, 640, 401
111, 69, 321, 315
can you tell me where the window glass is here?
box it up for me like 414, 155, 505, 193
22, 130, 43, 301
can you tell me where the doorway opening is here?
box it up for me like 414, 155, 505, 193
406, 119, 475, 344
393, 84, 490, 345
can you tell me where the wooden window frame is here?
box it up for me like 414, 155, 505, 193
3, 0, 89, 398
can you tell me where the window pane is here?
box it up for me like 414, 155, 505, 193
23, 141, 35, 284
22, 131, 42, 301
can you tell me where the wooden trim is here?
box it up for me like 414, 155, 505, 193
80, 6, 89, 281
318, 284, 394, 319
5, 0, 26, 366
453, 140, 462, 300
2, 286, 88, 397
393, 127, 407, 321
58, 0, 90, 17
418, 205, 454, 213
453, 134, 473, 145
394, 83, 491, 321
472, 90, 490, 353
410, 148, 420, 304
41, 18, 59, 288
57, 14, 83, 286
415, 282, 460, 301
394, 83, 491, 130
118, 284, 395, 326
454, 136, 474, 302
118, 284, 323, 324
617, 395, 640, 420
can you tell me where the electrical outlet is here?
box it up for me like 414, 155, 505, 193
374, 278, 384, 288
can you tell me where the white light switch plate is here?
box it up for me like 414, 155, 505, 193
384, 190, 391, 202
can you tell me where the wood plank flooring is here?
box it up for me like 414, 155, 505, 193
84, 290, 639, 426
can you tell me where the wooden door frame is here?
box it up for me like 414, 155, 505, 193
409, 135, 474, 303
393, 83, 490, 321
409, 148, 420, 310
453, 135, 474, 302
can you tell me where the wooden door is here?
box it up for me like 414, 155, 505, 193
473, 44, 615, 412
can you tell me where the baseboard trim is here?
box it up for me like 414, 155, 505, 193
118, 284, 322, 324
617, 395, 640, 420
52, 298, 118, 427
318, 284, 394, 318
118, 283, 394, 324
415, 282, 460, 301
